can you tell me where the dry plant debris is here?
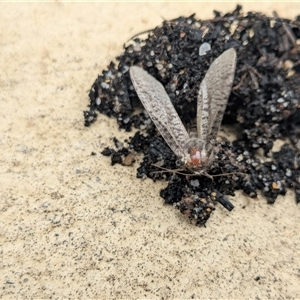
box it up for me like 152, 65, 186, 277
84, 6, 300, 225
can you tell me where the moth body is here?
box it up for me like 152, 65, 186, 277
129, 48, 237, 176
184, 138, 214, 174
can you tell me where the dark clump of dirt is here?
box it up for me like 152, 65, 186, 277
84, 5, 300, 226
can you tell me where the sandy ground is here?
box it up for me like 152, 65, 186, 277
1, 2, 300, 299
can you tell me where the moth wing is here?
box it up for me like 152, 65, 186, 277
197, 48, 237, 142
130, 66, 190, 159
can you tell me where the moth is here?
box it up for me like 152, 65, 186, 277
129, 48, 237, 176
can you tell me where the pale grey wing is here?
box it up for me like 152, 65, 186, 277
197, 48, 237, 142
130, 66, 190, 159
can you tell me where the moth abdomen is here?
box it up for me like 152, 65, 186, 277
184, 138, 213, 170
188, 147, 202, 166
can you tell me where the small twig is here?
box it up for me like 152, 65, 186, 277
232, 73, 246, 90
127, 28, 154, 42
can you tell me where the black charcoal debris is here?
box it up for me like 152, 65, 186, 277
85, 6, 300, 225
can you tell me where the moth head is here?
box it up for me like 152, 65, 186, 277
184, 138, 213, 171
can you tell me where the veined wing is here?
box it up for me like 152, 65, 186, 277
130, 66, 190, 159
197, 48, 237, 142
